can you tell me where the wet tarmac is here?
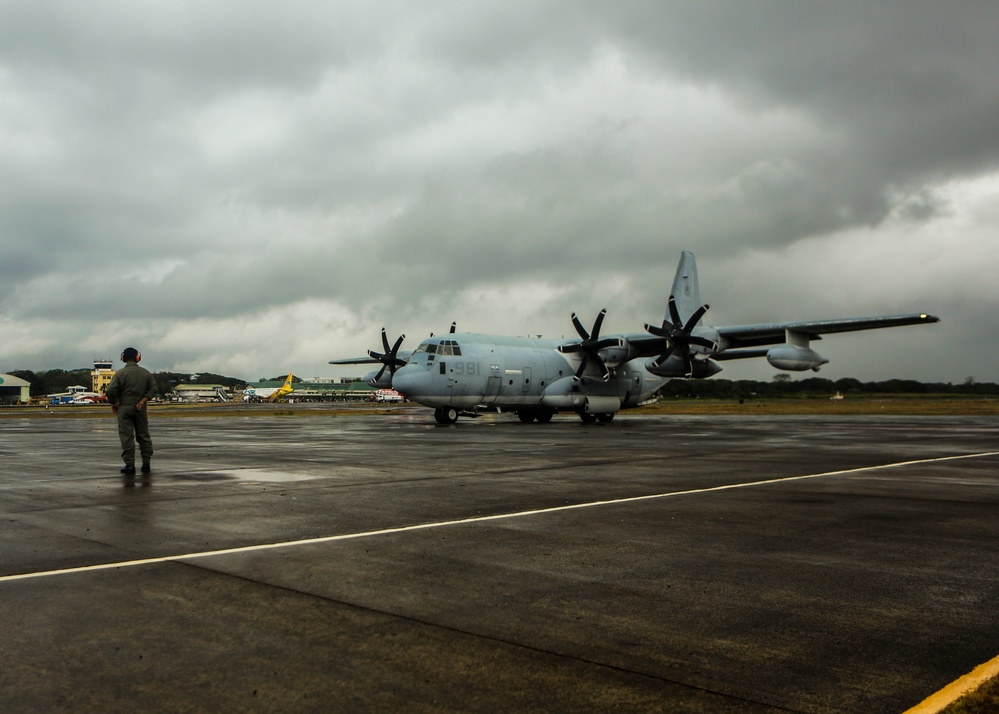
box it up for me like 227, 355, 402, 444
1, 410, 998, 712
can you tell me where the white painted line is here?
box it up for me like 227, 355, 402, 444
3, 451, 997, 585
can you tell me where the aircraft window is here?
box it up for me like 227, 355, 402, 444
452, 344, 462, 356
439, 342, 453, 356
413, 344, 428, 355
426, 344, 437, 354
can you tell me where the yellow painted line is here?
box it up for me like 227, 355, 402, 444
903, 653, 999, 713
2, 450, 998, 585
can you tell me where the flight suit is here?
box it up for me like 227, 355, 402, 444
106, 361, 157, 468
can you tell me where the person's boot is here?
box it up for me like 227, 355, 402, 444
141, 461, 151, 474
120, 464, 136, 475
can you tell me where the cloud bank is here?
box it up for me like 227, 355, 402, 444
2, 1, 997, 382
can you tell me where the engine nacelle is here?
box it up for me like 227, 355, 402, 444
364, 369, 394, 389
766, 345, 829, 372
644, 355, 723, 378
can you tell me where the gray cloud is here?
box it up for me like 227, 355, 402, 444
1, 1, 997, 382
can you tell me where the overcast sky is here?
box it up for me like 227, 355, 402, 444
2, 1, 997, 383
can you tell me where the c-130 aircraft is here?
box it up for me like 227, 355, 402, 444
331, 251, 938, 424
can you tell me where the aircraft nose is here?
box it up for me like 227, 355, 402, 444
391, 364, 431, 398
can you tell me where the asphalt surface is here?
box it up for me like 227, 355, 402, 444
1, 408, 997, 713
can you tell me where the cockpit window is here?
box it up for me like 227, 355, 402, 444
413, 342, 443, 356
436, 339, 461, 356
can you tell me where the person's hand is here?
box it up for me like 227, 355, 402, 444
137, 399, 147, 411
112, 404, 119, 415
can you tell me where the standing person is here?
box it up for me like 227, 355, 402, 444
106, 347, 157, 475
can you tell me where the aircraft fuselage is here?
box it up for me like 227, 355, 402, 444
390, 332, 668, 421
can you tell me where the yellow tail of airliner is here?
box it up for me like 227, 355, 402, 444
267, 373, 295, 402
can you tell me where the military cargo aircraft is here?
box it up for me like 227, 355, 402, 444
331, 251, 938, 424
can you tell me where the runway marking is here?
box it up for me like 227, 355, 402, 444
903, 651, 999, 713
2, 450, 997, 585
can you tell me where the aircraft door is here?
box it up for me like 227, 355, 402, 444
480, 375, 501, 405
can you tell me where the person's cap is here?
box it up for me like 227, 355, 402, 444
121, 347, 140, 361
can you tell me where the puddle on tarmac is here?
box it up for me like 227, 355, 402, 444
216, 468, 324, 483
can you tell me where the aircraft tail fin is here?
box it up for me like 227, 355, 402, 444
267, 373, 295, 402
669, 250, 702, 326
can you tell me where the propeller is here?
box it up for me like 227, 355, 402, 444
367, 328, 407, 383
558, 309, 621, 381
645, 296, 717, 376
429, 322, 457, 338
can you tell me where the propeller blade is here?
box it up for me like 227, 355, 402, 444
380, 328, 391, 353
683, 304, 710, 334
645, 322, 669, 337
570, 312, 589, 341
652, 341, 676, 368
668, 295, 682, 327
590, 309, 607, 339
596, 356, 611, 381
574, 353, 589, 379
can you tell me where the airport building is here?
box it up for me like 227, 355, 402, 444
0, 374, 31, 405
173, 384, 231, 402
91, 359, 115, 394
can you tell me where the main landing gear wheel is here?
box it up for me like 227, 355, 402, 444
517, 409, 555, 424
578, 411, 614, 423
434, 406, 459, 424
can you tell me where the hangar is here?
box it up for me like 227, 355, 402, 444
0, 374, 30, 405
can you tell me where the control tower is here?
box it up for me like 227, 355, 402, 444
92, 358, 115, 394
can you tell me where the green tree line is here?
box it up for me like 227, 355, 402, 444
7, 368, 997, 401
7, 369, 248, 398
660, 377, 999, 400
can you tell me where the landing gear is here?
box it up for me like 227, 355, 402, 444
434, 406, 459, 424
517, 409, 555, 424
578, 411, 614, 424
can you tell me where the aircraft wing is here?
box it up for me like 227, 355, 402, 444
714, 313, 939, 358
329, 356, 381, 365
329, 351, 413, 366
